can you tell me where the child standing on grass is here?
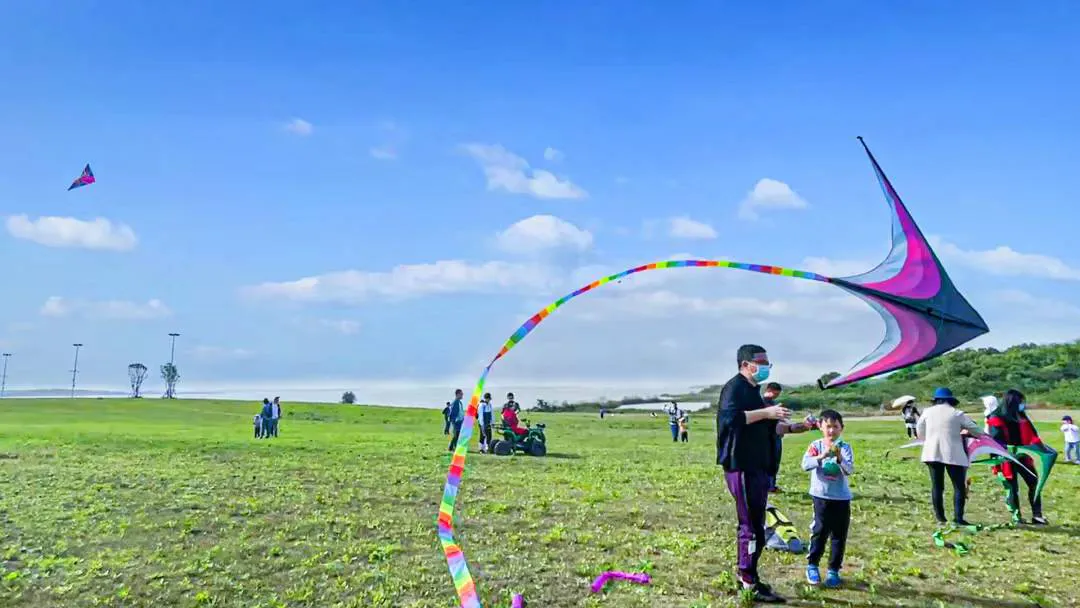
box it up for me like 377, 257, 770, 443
678, 410, 689, 442
253, 413, 262, 438
801, 409, 854, 589
1062, 415, 1079, 463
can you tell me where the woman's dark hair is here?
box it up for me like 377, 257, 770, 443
1003, 389, 1024, 418
764, 382, 782, 392
483, 393, 491, 399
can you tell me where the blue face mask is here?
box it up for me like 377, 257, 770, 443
752, 363, 771, 383
1019, 403, 1026, 412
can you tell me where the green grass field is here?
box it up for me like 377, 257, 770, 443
1, 399, 1077, 607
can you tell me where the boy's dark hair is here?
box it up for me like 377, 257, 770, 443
764, 382, 782, 392
736, 344, 766, 368
819, 409, 844, 427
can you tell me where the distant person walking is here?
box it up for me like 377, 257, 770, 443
270, 396, 282, 437
667, 402, 681, 442
448, 389, 465, 452
479, 393, 494, 454
442, 402, 452, 435
715, 344, 791, 604
917, 387, 983, 525
260, 398, 274, 439
1061, 415, 1079, 464
896, 396, 920, 438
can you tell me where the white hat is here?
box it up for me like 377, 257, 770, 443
890, 395, 916, 410
981, 395, 999, 417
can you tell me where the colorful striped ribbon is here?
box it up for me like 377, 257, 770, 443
437, 259, 828, 607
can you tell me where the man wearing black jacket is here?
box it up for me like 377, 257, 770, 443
716, 344, 791, 603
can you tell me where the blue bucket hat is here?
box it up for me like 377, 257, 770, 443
932, 387, 958, 405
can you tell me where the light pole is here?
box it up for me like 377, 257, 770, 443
1, 353, 11, 398
70, 343, 83, 398
167, 333, 180, 398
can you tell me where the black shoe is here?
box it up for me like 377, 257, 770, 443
1031, 515, 1049, 525
752, 582, 787, 603
954, 519, 973, 527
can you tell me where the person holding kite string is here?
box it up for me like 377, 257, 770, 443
916, 388, 983, 525
716, 344, 794, 604
986, 389, 1050, 524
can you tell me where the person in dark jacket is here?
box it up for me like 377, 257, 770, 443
447, 390, 466, 452
259, 398, 273, 439
715, 344, 791, 604
762, 382, 815, 493
986, 389, 1049, 524
442, 402, 452, 435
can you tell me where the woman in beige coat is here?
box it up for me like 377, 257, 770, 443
916, 387, 983, 525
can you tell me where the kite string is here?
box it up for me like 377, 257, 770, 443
436, 259, 828, 608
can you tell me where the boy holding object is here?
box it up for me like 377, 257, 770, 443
801, 409, 854, 589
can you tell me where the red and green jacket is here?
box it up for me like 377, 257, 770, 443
986, 410, 1042, 479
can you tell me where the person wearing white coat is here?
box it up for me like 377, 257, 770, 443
917, 387, 984, 525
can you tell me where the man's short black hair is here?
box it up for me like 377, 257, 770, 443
764, 382, 782, 392
819, 409, 844, 427
736, 344, 767, 367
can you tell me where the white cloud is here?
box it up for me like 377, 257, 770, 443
461, 143, 587, 200
191, 346, 254, 360
7, 215, 137, 251
494, 277, 882, 387
799, 256, 874, 278
369, 146, 397, 161
543, 147, 565, 162
931, 237, 1080, 281
242, 259, 558, 305
787, 256, 876, 294
994, 290, 1080, 320
568, 289, 864, 323
668, 216, 718, 240
738, 178, 808, 221
284, 118, 313, 136
7, 321, 35, 333
496, 215, 593, 254
39, 296, 171, 320
318, 319, 362, 335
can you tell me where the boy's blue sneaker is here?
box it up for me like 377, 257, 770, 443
824, 570, 842, 588
805, 565, 821, 585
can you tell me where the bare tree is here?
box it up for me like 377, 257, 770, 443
161, 363, 180, 399
128, 363, 148, 398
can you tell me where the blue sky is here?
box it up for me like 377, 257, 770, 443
2, 2, 1079, 401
